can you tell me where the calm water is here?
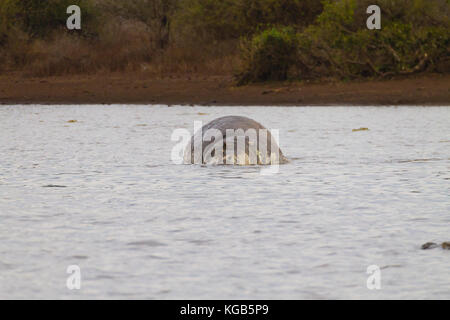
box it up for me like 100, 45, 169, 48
0, 105, 449, 299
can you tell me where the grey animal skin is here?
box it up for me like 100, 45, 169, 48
184, 116, 289, 165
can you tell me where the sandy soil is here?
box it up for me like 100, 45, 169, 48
0, 72, 449, 106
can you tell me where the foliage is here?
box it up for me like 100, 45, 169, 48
295, 0, 450, 79
99, 0, 178, 48
0, 0, 449, 79
173, 0, 323, 41
237, 27, 298, 84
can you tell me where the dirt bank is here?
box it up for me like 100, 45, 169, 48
0, 73, 449, 106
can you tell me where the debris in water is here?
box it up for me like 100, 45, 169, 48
127, 240, 166, 247
42, 185, 67, 188
352, 127, 369, 132
421, 242, 450, 250
421, 242, 439, 250
67, 120, 78, 123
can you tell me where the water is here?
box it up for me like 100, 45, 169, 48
0, 105, 449, 299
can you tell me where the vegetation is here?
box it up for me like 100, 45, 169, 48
174, 0, 323, 41
0, 0, 97, 40
293, 0, 450, 80
237, 27, 298, 84
0, 0, 448, 81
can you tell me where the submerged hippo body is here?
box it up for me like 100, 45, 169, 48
184, 116, 288, 165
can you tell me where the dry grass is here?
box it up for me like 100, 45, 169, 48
147, 40, 240, 77
0, 18, 241, 78
20, 20, 154, 76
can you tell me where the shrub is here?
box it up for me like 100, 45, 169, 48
24, 20, 155, 76
296, 0, 450, 79
237, 0, 323, 31
237, 27, 298, 84
173, 0, 240, 41
99, 0, 178, 49
173, 0, 323, 42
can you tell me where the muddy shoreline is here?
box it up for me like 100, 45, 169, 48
0, 73, 449, 106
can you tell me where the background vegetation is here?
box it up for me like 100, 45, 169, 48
0, 0, 448, 81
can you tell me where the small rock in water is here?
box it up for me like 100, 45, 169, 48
421, 242, 450, 250
421, 242, 439, 250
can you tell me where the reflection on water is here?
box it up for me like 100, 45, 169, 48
0, 105, 449, 299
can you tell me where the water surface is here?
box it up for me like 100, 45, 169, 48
0, 105, 449, 299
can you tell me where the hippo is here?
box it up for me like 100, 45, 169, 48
183, 116, 288, 165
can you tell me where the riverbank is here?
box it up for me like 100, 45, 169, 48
0, 73, 449, 106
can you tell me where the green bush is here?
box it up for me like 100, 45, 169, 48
173, 0, 240, 41
237, 27, 298, 84
174, 0, 323, 42
296, 0, 450, 78
0, 0, 16, 44
237, 0, 324, 32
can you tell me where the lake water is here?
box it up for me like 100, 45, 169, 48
0, 105, 449, 299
